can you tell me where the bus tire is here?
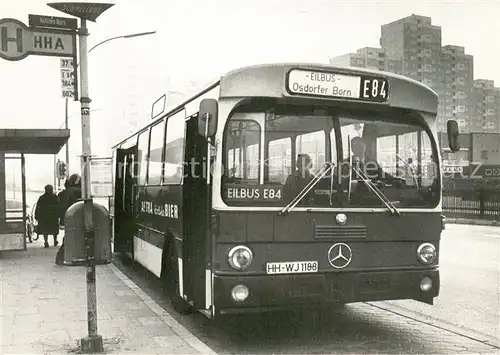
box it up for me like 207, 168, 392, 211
119, 251, 134, 265
161, 240, 192, 315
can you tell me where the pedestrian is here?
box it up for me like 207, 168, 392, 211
55, 173, 82, 265
34, 184, 60, 248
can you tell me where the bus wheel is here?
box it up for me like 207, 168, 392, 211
120, 252, 134, 266
161, 242, 192, 315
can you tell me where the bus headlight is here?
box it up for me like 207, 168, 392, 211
228, 246, 253, 270
420, 277, 433, 292
231, 284, 250, 302
416, 243, 436, 265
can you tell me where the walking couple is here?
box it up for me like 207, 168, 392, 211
34, 173, 81, 264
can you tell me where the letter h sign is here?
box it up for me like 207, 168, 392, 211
1, 26, 22, 53
0, 18, 29, 61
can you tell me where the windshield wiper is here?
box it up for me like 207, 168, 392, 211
279, 162, 334, 216
351, 165, 400, 216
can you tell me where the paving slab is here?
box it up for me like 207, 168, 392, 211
0, 238, 217, 354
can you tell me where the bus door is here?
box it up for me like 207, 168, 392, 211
114, 146, 137, 254
182, 115, 211, 309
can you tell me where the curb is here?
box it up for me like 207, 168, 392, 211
367, 301, 500, 349
445, 218, 500, 226
107, 263, 218, 355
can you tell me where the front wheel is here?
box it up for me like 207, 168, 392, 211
161, 242, 192, 315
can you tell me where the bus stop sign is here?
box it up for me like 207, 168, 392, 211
47, 2, 115, 22
0, 18, 76, 61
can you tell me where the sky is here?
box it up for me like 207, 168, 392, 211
0, 0, 499, 190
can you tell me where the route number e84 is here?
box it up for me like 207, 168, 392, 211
361, 77, 388, 102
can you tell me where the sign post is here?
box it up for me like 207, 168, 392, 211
47, 3, 114, 353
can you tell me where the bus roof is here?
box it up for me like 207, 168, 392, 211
218, 62, 438, 112
112, 62, 438, 149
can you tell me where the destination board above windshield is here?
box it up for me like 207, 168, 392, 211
286, 69, 389, 103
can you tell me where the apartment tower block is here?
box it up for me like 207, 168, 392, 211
330, 14, 499, 134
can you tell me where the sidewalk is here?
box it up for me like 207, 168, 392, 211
0, 236, 217, 354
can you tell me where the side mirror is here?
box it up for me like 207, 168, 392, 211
446, 120, 460, 152
198, 99, 218, 137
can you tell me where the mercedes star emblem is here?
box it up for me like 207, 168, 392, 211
327, 243, 352, 269
336, 213, 347, 225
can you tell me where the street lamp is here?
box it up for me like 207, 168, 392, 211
63, 30, 156, 178
88, 30, 156, 53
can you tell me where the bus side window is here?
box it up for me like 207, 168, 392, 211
137, 130, 149, 185
164, 111, 186, 185
148, 119, 166, 185
224, 119, 261, 184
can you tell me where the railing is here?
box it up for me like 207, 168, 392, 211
442, 188, 500, 220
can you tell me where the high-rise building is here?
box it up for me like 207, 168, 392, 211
329, 14, 500, 134
380, 15, 477, 132
471, 80, 500, 133
381, 14, 442, 89
439, 45, 474, 133
329, 47, 402, 74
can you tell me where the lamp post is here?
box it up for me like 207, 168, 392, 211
47, 2, 153, 353
64, 30, 156, 179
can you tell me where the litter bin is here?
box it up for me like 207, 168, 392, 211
64, 200, 112, 266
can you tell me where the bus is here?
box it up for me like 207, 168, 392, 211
110, 63, 460, 318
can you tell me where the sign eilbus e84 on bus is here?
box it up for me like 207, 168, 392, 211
286, 68, 389, 102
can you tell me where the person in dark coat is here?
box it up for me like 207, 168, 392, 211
35, 184, 60, 248
55, 174, 82, 265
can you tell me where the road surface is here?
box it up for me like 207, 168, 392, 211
113, 223, 500, 354
386, 223, 500, 340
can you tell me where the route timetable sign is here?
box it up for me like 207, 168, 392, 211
0, 18, 76, 61
90, 158, 113, 197
60, 57, 78, 99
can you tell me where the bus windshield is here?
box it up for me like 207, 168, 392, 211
222, 104, 440, 209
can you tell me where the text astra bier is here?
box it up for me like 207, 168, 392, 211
140, 201, 179, 219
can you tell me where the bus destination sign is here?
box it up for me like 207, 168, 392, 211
286, 69, 389, 102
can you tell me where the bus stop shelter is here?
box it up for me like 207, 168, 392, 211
0, 129, 69, 251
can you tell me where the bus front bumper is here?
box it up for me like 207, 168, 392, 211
213, 269, 439, 314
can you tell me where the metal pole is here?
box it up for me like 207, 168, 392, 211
12, 161, 16, 199
78, 18, 103, 353
21, 154, 27, 250
65, 98, 70, 178
53, 155, 57, 189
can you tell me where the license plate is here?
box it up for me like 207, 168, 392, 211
266, 261, 319, 274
